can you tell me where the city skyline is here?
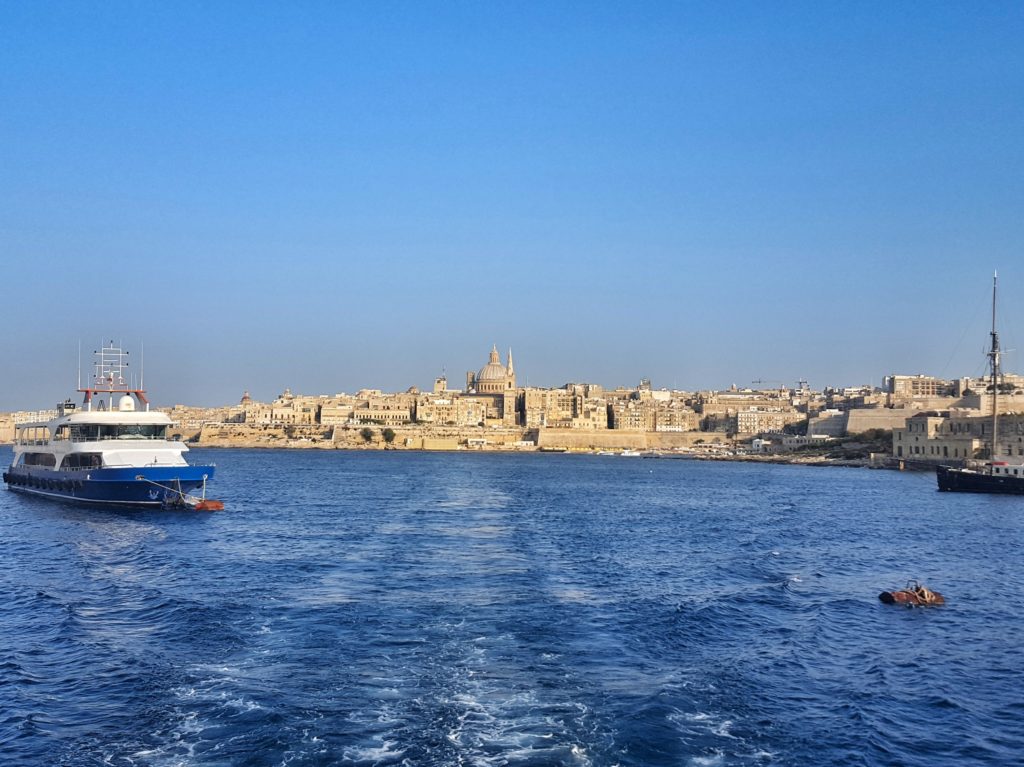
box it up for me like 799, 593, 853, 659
0, 338, 1010, 414
3, 4, 1022, 410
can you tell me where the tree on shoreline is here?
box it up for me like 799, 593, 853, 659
359, 427, 374, 443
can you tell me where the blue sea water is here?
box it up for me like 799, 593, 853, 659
1, 447, 1022, 767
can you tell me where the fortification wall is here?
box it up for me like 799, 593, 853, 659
197, 422, 535, 450
197, 423, 333, 448
646, 431, 716, 450
194, 421, 724, 452
332, 424, 531, 450
845, 408, 914, 434
535, 429, 646, 450
807, 411, 848, 437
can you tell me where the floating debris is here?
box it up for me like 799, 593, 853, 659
879, 581, 945, 607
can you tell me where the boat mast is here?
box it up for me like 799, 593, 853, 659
79, 340, 149, 411
990, 272, 1000, 472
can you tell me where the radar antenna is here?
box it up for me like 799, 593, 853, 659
79, 340, 149, 411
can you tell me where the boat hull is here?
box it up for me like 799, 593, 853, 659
936, 465, 1024, 495
2, 465, 216, 507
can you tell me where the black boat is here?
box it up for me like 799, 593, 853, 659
937, 462, 1024, 494
937, 273, 1024, 494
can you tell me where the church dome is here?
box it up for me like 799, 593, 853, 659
478, 345, 507, 382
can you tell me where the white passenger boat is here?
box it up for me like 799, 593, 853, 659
3, 342, 220, 508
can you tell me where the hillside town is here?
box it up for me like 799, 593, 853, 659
3, 344, 1023, 465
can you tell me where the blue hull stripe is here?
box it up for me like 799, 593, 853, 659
4, 465, 216, 508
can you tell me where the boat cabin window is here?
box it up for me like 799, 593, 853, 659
15, 426, 50, 446
21, 452, 57, 467
53, 425, 70, 441
61, 453, 103, 470
70, 424, 98, 442
70, 423, 168, 441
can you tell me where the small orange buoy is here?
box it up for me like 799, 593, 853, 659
192, 499, 225, 511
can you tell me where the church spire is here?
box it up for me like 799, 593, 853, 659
506, 348, 514, 376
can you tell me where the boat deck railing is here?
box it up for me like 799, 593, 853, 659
98, 461, 215, 469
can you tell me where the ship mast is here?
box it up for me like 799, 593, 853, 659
990, 272, 1000, 472
79, 340, 149, 412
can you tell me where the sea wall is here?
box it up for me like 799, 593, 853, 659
535, 429, 710, 451
193, 421, 722, 452
195, 422, 537, 450
197, 423, 333, 448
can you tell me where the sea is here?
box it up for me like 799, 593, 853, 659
1, 447, 1022, 767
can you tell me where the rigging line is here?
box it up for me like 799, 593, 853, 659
939, 290, 988, 379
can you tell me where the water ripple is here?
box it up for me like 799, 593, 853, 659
1, 448, 1022, 766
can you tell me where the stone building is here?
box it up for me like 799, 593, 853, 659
414, 393, 459, 425
520, 387, 574, 428
609, 398, 655, 431
351, 392, 416, 425
893, 410, 1024, 463
319, 396, 358, 425
885, 375, 957, 398
463, 345, 519, 426
653, 400, 698, 432
734, 408, 805, 435
242, 388, 318, 425
466, 346, 516, 394
695, 389, 803, 433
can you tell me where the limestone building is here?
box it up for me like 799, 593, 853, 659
893, 410, 1024, 463
463, 345, 519, 426
466, 346, 516, 394
885, 375, 956, 398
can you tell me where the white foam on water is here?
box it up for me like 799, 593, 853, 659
689, 753, 725, 766
550, 587, 595, 603
341, 739, 406, 763
225, 696, 264, 713
436, 486, 512, 511
712, 719, 737, 739
680, 712, 713, 722
122, 708, 202, 767
279, 730, 329, 767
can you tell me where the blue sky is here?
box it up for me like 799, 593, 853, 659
2, 2, 1022, 409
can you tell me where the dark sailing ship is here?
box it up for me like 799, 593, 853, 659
937, 273, 1024, 494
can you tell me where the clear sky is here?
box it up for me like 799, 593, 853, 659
2, 2, 1022, 409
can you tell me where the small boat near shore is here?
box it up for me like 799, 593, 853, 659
2, 341, 220, 509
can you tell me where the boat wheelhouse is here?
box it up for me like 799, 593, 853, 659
3, 341, 218, 508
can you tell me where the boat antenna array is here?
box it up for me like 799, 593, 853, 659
79, 340, 149, 411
